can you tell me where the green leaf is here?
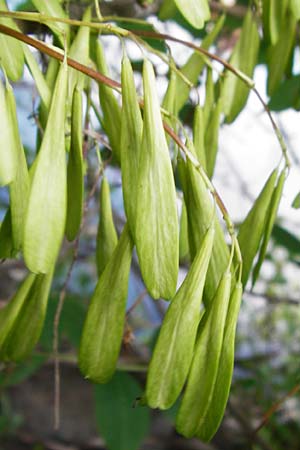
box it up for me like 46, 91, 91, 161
79, 224, 133, 383
174, 0, 210, 29
238, 169, 278, 287
176, 271, 232, 438
66, 86, 84, 241
262, 0, 290, 45
292, 192, 300, 209
268, 75, 300, 111
96, 176, 118, 276
94, 372, 150, 450
146, 226, 214, 409
222, 9, 260, 123
0, 210, 15, 259
135, 59, 178, 300
272, 224, 300, 256
24, 60, 68, 274
290, 0, 300, 19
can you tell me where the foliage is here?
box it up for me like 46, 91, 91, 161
0, 0, 299, 449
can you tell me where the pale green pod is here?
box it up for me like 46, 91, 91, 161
175, 14, 225, 113
146, 226, 214, 409
267, 12, 296, 96
23, 45, 51, 110
222, 9, 259, 123
32, 0, 70, 46
252, 170, 286, 287
193, 105, 206, 171
0, 273, 36, 350
79, 224, 133, 383
290, 0, 300, 19
6, 82, 30, 251
162, 69, 178, 147
179, 199, 189, 264
66, 87, 84, 241
0, 269, 54, 361
204, 97, 222, 179
196, 282, 243, 442
202, 67, 214, 127
0, 0, 24, 82
96, 176, 118, 277
94, 38, 122, 161
262, 0, 289, 45
238, 168, 278, 287
0, 76, 17, 186
135, 59, 178, 300
176, 271, 232, 438
24, 60, 68, 274
120, 54, 143, 233
181, 141, 230, 304
174, 0, 210, 29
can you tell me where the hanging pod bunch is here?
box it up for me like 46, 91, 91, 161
79, 224, 133, 383
146, 226, 214, 410
23, 59, 68, 274
66, 86, 84, 242
135, 59, 178, 300
96, 176, 118, 277
0, 269, 54, 361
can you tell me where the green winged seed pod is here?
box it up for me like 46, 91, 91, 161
32, 0, 70, 46
162, 69, 178, 148
262, 0, 289, 45
202, 67, 214, 126
0, 269, 54, 362
0, 75, 18, 186
66, 87, 84, 242
196, 281, 243, 442
238, 168, 278, 287
204, 97, 222, 179
96, 176, 118, 277
179, 199, 190, 264
94, 38, 122, 162
222, 9, 259, 123
175, 14, 225, 113
135, 59, 178, 300
182, 141, 230, 304
79, 224, 133, 383
6, 82, 30, 251
176, 270, 232, 438
193, 105, 206, 171
24, 60, 68, 274
146, 226, 214, 410
252, 170, 286, 287
174, 0, 210, 29
0, 0, 24, 82
267, 12, 297, 97
120, 55, 143, 234
0, 273, 36, 351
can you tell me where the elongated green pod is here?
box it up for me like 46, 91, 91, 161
0, 273, 36, 350
6, 81, 30, 251
267, 12, 296, 96
146, 226, 214, 409
222, 9, 259, 123
262, 0, 289, 45
193, 106, 206, 171
24, 60, 68, 274
0, 0, 24, 82
93, 38, 122, 161
252, 170, 286, 287
238, 169, 278, 287
120, 55, 143, 233
135, 60, 178, 300
176, 271, 232, 438
23, 45, 51, 110
204, 97, 222, 179
0, 210, 14, 258
68, 7, 91, 99
96, 176, 118, 277
182, 141, 230, 304
32, 0, 70, 46
66, 87, 84, 241
174, 0, 210, 29
175, 14, 225, 112
196, 282, 243, 441
162, 69, 178, 147
290, 0, 300, 19
79, 224, 133, 383
0, 269, 54, 361
202, 67, 214, 126
179, 200, 189, 264
0, 75, 18, 186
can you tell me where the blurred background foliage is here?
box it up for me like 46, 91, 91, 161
0, 0, 300, 449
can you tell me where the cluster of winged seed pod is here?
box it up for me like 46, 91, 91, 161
0, 0, 289, 441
